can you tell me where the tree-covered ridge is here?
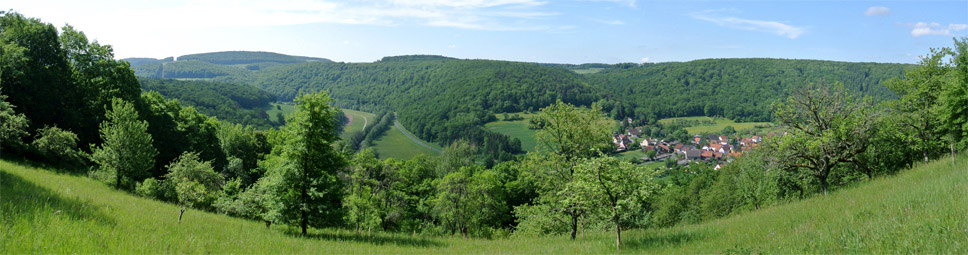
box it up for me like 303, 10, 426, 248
139, 78, 276, 129
122, 57, 173, 67
215, 58, 599, 163
131, 60, 250, 79
586, 58, 910, 122
177, 51, 332, 65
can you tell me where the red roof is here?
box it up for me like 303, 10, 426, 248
701, 151, 714, 158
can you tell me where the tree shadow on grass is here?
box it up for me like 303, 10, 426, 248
0, 170, 115, 227
623, 230, 706, 251
281, 228, 445, 248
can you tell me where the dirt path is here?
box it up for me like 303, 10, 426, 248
393, 113, 442, 154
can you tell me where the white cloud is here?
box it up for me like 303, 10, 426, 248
909, 22, 968, 37
691, 11, 806, 39
864, 6, 891, 17
640, 57, 650, 63
448, 44, 457, 48
12, 0, 557, 33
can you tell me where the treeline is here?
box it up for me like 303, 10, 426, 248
346, 111, 394, 152
178, 51, 332, 65
132, 60, 249, 79
139, 78, 277, 129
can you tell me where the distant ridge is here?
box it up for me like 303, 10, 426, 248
176, 51, 332, 65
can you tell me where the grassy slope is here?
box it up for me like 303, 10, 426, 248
369, 125, 442, 160
659, 116, 774, 134
339, 109, 376, 141
3, 154, 964, 253
484, 113, 539, 152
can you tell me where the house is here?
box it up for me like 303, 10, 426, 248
714, 163, 725, 170
685, 149, 701, 160
613, 134, 632, 151
740, 138, 753, 146
713, 152, 724, 159
627, 128, 641, 138
674, 143, 684, 151
701, 151, 714, 159
708, 144, 723, 153
692, 136, 701, 144
658, 143, 671, 153
640, 138, 654, 147
752, 135, 763, 143
642, 145, 656, 152
721, 145, 732, 153
718, 136, 729, 145
728, 152, 743, 158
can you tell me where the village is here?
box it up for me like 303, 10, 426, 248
612, 119, 768, 169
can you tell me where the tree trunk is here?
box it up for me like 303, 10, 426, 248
613, 207, 621, 251
569, 210, 578, 240
952, 141, 956, 167
116, 171, 122, 189
178, 207, 185, 223
264, 220, 271, 229
819, 175, 829, 195
301, 210, 308, 235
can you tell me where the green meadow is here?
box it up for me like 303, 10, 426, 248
659, 116, 775, 134
369, 125, 442, 160
4, 154, 963, 253
484, 113, 539, 152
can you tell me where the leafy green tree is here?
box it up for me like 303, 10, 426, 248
645, 149, 657, 161
521, 100, 612, 239
91, 98, 157, 190
344, 149, 383, 233
942, 37, 968, 154
885, 48, 949, 163
432, 165, 506, 238
771, 84, 878, 194
730, 153, 776, 210
263, 91, 346, 235
721, 125, 736, 135
165, 151, 223, 223
31, 125, 82, 166
0, 88, 29, 153
572, 156, 659, 251
437, 139, 477, 177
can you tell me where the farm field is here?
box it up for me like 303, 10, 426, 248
658, 116, 774, 134
484, 113, 539, 152
3, 154, 963, 253
369, 125, 442, 160
264, 103, 375, 141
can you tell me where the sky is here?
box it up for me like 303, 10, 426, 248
6, 0, 968, 64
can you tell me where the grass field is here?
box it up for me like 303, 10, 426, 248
369, 125, 442, 160
484, 113, 539, 152
339, 109, 376, 141
658, 116, 775, 134
2, 154, 965, 253
571, 68, 605, 74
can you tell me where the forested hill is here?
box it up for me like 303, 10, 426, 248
585, 59, 911, 122
215, 58, 601, 162
177, 51, 332, 65
139, 78, 277, 129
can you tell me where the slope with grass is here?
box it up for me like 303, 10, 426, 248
659, 116, 775, 135
484, 113, 539, 152
4, 153, 963, 253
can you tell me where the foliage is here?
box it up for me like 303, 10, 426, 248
942, 37, 968, 151
176, 51, 331, 65
884, 49, 950, 163
165, 151, 224, 222
140, 78, 276, 129
30, 125, 83, 166
571, 156, 660, 250
587, 58, 907, 123
261, 91, 347, 235
770, 84, 879, 194
90, 98, 157, 190
0, 88, 29, 153
431, 165, 507, 238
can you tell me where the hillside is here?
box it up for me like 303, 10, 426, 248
178, 51, 332, 65
140, 78, 277, 129
3, 154, 963, 253
585, 59, 910, 122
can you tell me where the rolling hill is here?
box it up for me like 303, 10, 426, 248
2, 154, 963, 253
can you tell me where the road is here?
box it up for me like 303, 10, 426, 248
393, 113, 442, 154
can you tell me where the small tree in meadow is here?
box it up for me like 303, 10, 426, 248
91, 98, 157, 190
166, 151, 223, 223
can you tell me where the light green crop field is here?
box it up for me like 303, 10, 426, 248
571, 68, 605, 74
485, 113, 539, 152
263, 102, 295, 123
658, 116, 774, 134
339, 109, 376, 141
369, 125, 442, 160
2, 154, 965, 253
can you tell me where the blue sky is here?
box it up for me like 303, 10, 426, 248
8, 0, 967, 64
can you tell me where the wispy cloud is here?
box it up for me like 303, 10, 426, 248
691, 10, 806, 39
592, 19, 625, 25
579, 0, 637, 8
22, 0, 559, 32
907, 22, 968, 37
863, 6, 891, 17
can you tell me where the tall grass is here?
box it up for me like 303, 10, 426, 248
1, 154, 965, 253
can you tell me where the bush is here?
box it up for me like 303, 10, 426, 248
136, 178, 162, 199
31, 126, 83, 166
